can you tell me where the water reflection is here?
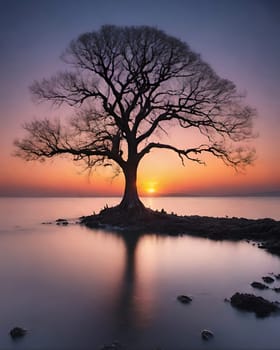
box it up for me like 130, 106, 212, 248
0, 217, 280, 349
101, 229, 280, 349
113, 233, 139, 332
112, 233, 156, 335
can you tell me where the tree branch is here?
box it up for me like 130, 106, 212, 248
138, 141, 255, 169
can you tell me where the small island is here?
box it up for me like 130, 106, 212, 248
81, 205, 280, 257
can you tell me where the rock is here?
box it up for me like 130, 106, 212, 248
177, 295, 192, 304
56, 218, 69, 225
272, 287, 280, 293
262, 276, 274, 284
10, 327, 27, 339
230, 292, 279, 317
273, 274, 280, 280
251, 281, 269, 290
224, 298, 230, 303
201, 329, 214, 340
260, 241, 280, 256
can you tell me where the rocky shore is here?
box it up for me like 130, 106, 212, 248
80, 206, 280, 257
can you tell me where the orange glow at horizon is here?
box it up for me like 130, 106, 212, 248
141, 180, 159, 196
1, 148, 279, 197
1, 127, 280, 196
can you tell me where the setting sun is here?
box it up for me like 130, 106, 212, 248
143, 181, 158, 195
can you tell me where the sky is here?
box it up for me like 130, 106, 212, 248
0, 0, 279, 197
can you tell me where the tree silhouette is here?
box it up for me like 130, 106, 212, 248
15, 25, 255, 210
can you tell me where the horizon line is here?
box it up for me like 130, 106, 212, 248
0, 192, 279, 198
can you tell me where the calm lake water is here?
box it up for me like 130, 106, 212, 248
0, 196, 279, 350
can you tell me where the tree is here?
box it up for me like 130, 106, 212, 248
15, 25, 255, 211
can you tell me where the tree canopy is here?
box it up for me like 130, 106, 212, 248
15, 25, 256, 209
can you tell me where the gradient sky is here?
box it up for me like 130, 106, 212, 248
0, 0, 279, 196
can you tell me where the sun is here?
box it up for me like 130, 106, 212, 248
143, 181, 158, 195
147, 187, 156, 194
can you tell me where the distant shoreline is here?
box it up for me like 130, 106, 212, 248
1, 193, 280, 198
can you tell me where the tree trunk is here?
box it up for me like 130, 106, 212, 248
119, 161, 145, 211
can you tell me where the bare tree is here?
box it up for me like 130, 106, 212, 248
15, 25, 255, 211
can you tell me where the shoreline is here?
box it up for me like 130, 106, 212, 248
80, 207, 280, 257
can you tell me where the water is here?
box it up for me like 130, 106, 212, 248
0, 197, 279, 349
